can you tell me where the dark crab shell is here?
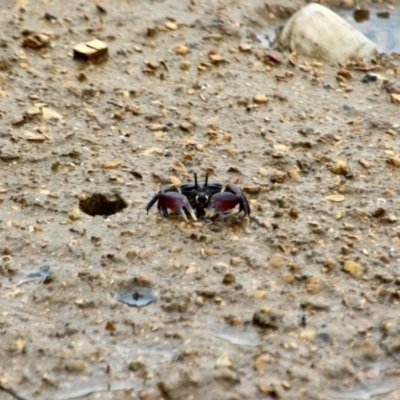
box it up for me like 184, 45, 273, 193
180, 174, 223, 217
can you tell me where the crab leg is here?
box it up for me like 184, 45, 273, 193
225, 183, 250, 216
158, 192, 197, 222
205, 183, 251, 218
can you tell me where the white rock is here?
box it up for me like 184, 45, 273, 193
280, 3, 377, 64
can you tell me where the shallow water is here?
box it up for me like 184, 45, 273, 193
338, 9, 400, 54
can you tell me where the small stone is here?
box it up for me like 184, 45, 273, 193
270, 169, 286, 183
65, 360, 86, 372
387, 156, 400, 167
180, 60, 191, 70
12, 115, 28, 126
358, 159, 370, 169
73, 40, 108, 61
230, 257, 241, 266
22, 34, 49, 49
270, 253, 287, 269
128, 360, 144, 372
215, 353, 234, 369
185, 264, 197, 274
100, 160, 121, 169
281, 381, 291, 390
209, 53, 225, 63
105, 321, 116, 331
226, 316, 241, 326
195, 296, 205, 306
325, 194, 345, 202
165, 21, 177, 30
253, 307, 283, 330
213, 262, 229, 274
149, 124, 165, 131
254, 94, 269, 104
171, 246, 182, 253
24, 131, 46, 142
126, 248, 140, 260
300, 330, 316, 341
180, 121, 193, 132
238, 43, 252, 52
69, 208, 81, 221
343, 260, 363, 276
139, 249, 156, 261
266, 51, 283, 63
75, 299, 95, 309
324, 259, 336, 270
223, 273, 235, 285
390, 94, 400, 104
243, 185, 261, 194
26, 106, 41, 118
42, 107, 62, 120
288, 207, 299, 218
281, 272, 294, 284
305, 277, 320, 293
288, 169, 299, 180
251, 291, 266, 300
176, 45, 189, 55
331, 160, 349, 175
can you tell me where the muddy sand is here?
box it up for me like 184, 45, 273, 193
2, 0, 400, 399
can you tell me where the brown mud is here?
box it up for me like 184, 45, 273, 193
2, 0, 400, 399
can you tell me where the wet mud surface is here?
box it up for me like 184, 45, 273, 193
2, 0, 400, 399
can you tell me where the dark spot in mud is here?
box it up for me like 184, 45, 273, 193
316, 332, 331, 343
252, 308, 283, 330
79, 192, 127, 216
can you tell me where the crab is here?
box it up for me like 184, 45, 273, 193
146, 173, 251, 221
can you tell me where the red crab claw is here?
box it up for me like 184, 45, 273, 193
147, 191, 197, 222
205, 183, 251, 219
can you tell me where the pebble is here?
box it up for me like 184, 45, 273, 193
331, 160, 349, 175
230, 257, 241, 266
243, 185, 261, 194
175, 45, 189, 55
64, 360, 86, 372
223, 273, 235, 285
387, 156, 400, 167
73, 39, 108, 61
69, 208, 81, 221
305, 277, 320, 293
270, 170, 286, 183
270, 253, 287, 269
180, 60, 191, 70
213, 262, 229, 274
179, 121, 193, 132
342, 260, 363, 276
236, 43, 251, 52
165, 21, 177, 30
288, 169, 299, 180
325, 194, 345, 202
253, 307, 283, 330
324, 259, 336, 270
300, 330, 316, 341
253, 290, 267, 299
254, 95, 269, 104
358, 159, 370, 169
195, 296, 205, 306
281, 272, 294, 284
